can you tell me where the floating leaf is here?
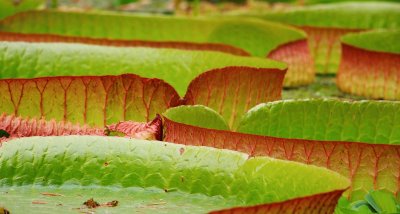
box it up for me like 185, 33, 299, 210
0, 10, 312, 87
337, 30, 400, 100
163, 100, 400, 200
245, 2, 400, 73
0, 136, 349, 213
0, 42, 285, 127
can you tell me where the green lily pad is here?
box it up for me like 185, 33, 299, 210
0, 10, 305, 57
0, 42, 285, 127
341, 29, 400, 55
0, 136, 349, 213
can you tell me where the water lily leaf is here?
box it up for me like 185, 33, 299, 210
337, 30, 400, 100
243, 2, 400, 74
238, 99, 400, 144
163, 100, 400, 201
0, 10, 305, 57
0, 10, 313, 87
0, 42, 285, 127
0, 136, 349, 213
341, 30, 400, 55
163, 105, 229, 131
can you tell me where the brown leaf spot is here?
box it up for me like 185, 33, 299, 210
179, 148, 185, 155
83, 198, 100, 208
104, 162, 109, 167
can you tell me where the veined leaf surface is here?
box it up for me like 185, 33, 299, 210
0, 10, 305, 57
0, 10, 315, 87
337, 30, 400, 100
257, 2, 400, 29
241, 2, 400, 74
0, 42, 285, 127
163, 100, 400, 200
238, 99, 400, 144
0, 136, 349, 213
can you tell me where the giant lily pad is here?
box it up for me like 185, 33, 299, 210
337, 30, 400, 100
0, 10, 313, 87
244, 2, 400, 73
0, 41, 285, 128
162, 100, 400, 201
0, 136, 349, 213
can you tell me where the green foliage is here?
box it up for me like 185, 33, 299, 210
338, 190, 400, 213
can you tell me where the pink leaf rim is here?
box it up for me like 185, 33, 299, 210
163, 117, 400, 201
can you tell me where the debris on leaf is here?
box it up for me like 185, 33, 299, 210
103, 200, 119, 207
82, 198, 118, 209
41, 192, 63, 197
83, 198, 100, 208
32, 200, 48, 204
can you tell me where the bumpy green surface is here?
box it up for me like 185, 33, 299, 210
0, 0, 43, 20
257, 2, 400, 29
238, 99, 400, 144
0, 10, 305, 57
163, 105, 229, 131
0, 186, 236, 214
342, 30, 400, 54
0, 136, 349, 213
0, 42, 285, 97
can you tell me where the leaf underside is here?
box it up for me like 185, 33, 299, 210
0, 136, 349, 213
257, 2, 400, 29
163, 100, 400, 201
244, 2, 400, 74
0, 31, 250, 56
0, 10, 305, 57
300, 26, 361, 74
337, 44, 400, 100
0, 42, 285, 127
0, 31, 313, 88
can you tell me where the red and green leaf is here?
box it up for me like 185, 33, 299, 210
0, 10, 312, 87
0, 136, 349, 213
163, 100, 400, 201
0, 42, 285, 127
337, 30, 400, 100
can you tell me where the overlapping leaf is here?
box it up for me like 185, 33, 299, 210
163, 100, 400, 201
0, 42, 285, 127
242, 2, 400, 73
0, 10, 313, 87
